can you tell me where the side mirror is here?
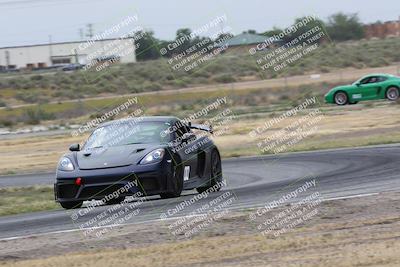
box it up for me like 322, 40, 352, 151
69, 143, 80, 151
356, 82, 361, 87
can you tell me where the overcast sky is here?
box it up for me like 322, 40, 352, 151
1, 0, 399, 47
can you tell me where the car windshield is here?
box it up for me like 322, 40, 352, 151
83, 121, 172, 149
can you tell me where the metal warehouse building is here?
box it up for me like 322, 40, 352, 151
0, 38, 136, 71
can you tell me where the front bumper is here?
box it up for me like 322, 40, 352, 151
54, 161, 170, 202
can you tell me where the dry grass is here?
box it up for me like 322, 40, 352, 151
0, 186, 58, 216
216, 102, 400, 157
0, 134, 84, 174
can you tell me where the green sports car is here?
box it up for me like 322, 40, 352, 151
325, 74, 400, 105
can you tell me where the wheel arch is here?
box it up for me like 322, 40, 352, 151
385, 84, 400, 92
200, 143, 221, 183
334, 90, 348, 96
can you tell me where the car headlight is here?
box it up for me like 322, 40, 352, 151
58, 157, 75, 171
140, 148, 165, 165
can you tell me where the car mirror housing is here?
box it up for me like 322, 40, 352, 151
69, 143, 80, 152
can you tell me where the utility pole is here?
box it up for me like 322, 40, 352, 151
49, 35, 53, 66
86, 23, 94, 39
398, 16, 400, 37
79, 28, 84, 40
74, 49, 79, 64
5, 51, 10, 70
219, 19, 224, 34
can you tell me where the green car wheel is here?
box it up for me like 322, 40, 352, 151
386, 87, 399, 101
334, 91, 348, 105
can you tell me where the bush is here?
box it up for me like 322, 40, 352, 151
15, 91, 40, 103
0, 119, 13, 127
213, 74, 236, 83
30, 75, 43, 81
23, 107, 55, 124
143, 82, 162, 91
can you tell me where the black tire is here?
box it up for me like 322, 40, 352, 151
334, 91, 348, 105
60, 201, 83, 209
104, 197, 125, 205
160, 163, 183, 199
386, 87, 399, 101
196, 149, 223, 194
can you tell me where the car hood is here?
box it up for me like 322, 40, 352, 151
76, 144, 160, 170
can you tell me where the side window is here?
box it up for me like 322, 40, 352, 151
368, 77, 379, 84
360, 77, 370, 84
377, 76, 388, 82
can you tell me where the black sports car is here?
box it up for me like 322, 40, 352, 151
54, 116, 223, 209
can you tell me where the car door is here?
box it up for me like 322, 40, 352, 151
172, 122, 199, 183
358, 76, 382, 100
347, 77, 367, 101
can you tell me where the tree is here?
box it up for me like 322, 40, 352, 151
263, 27, 284, 38
326, 13, 365, 41
133, 30, 161, 61
173, 28, 194, 55
288, 16, 327, 44
262, 16, 327, 44
243, 29, 257, 34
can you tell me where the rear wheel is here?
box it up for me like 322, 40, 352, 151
386, 87, 399, 101
160, 163, 183, 199
60, 201, 83, 209
196, 150, 223, 194
334, 91, 348, 105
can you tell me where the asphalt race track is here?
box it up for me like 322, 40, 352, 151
1, 145, 400, 240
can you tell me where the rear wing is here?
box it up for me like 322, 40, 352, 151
188, 122, 213, 134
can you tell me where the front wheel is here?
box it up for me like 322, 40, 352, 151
160, 163, 183, 199
196, 150, 223, 194
60, 201, 83, 209
386, 87, 399, 101
334, 92, 348, 105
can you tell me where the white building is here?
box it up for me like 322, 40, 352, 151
0, 38, 136, 70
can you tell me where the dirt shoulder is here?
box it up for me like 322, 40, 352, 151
1, 191, 400, 267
